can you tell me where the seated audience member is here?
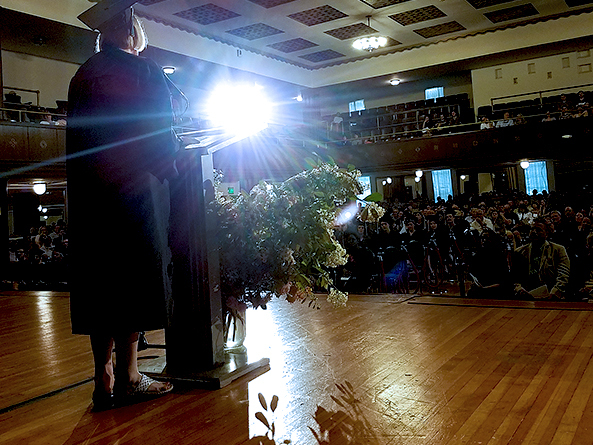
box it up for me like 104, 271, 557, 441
512, 219, 570, 300
435, 114, 448, 132
559, 106, 572, 120
355, 223, 370, 248
558, 94, 572, 111
575, 234, 593, 299
542, 111, 556, 122
530, 201, 543, 219
562, 206, 580, 234
576, 90, 589, 108
480, 116, 493, 129
467, 229, 512, 298
448, 110, 460, 127
390, 209, 405, 234
515, 201, 534, 227
351, 133, 362, 145
445, 211, 467, 244
426, 217, 449, 253
4, 91, 23, 122
35, 226, 49, 248
496, 112, 514, 127
469, 208, 495, 234
502, 203, 519, 228
570, 216, 592, 295
372, 219, 399, 250
331, 112, 343, 135
400, 220, 426, 267
40, 110, 55, 125
341, 233, 376, 293
574, 105, 589, 118
421, 115, 433, 136
414, 211, 428, 232
514, 114, 527, 125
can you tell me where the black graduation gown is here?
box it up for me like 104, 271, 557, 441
66, 47, 176, 335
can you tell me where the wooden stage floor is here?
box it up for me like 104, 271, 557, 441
2, 291, 593, 444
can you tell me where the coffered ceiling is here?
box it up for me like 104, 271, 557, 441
3, 0, 593, 88
133, 0, 593, 69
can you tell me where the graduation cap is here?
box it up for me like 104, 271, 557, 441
77, 0, 137, 32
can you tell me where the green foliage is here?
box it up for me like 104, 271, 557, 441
214, 161, 362, 311
363, 192, 383, 203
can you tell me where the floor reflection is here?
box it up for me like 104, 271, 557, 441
245, 304, 390, 444
34, 296, 57, 367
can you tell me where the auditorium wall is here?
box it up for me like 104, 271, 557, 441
471, 48, 593, 113
308, 72, 473, 119
1, 50, 78, 109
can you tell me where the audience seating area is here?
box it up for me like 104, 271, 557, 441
324, 85, 593, 145
326, 93, 473, 142
479, 86, 593, 122
335, 189, 593, 302
2, 89, 67, 125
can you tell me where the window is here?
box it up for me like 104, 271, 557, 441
431, 169, 453, 202
357, 175, 371, 200
524, 161, 548, 194
349, 99, 365, 113
425, 87, 444, 100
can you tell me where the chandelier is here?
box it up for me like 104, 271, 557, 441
352, 16, 387, 52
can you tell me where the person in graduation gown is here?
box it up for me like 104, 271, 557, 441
67, 7, 175, 409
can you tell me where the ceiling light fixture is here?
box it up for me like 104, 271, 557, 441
353, 16, 387, 52
389, 79, 401, 86
33, 183, 46, 195
163, 66, 176, 75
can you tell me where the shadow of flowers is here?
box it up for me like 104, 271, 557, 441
309, 381, 381, 445
247, 382, 381, 445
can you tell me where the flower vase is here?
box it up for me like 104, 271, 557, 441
224, 309, 247, 353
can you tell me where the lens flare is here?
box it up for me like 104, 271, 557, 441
207, 83, 272, 136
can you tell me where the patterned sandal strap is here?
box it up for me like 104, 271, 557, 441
134, 373, 157, 394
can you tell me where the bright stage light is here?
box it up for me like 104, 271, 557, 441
207, 83, 272, 136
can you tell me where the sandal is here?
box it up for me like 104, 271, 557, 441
115, 373, 173, 405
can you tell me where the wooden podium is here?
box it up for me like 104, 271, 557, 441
140, 139, 269, 389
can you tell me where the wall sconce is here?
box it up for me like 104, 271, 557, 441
386, 177, 392, 184
415, 170, 423, 178
414, 176, 421, 183
460, 175, 466, 181
520, 160, 530, 169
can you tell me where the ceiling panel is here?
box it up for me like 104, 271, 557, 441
287, 5, 348, 26
131, 0, 593, 70
484, 4, 540, 24
389, 6, 447, 26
